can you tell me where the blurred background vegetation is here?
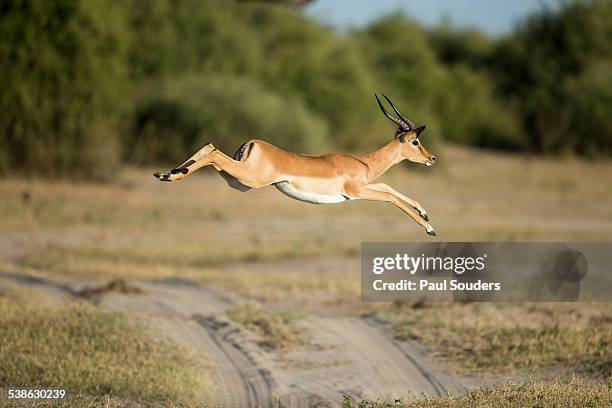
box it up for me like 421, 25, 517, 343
1, 0, 611, 179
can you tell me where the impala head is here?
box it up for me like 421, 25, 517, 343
375, 94, 436, 166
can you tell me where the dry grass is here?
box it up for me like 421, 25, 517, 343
388, 302, 612, 378
0, 395, 205, 408
226, 304, 303, 350
1, 145, 612, 396
344, 378, 612, 408
0, 290, 206, 403
3, 146, 611, 299
2, 146, 612, 238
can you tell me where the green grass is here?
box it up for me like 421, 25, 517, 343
0, 295, 205, 403
342, 378, 612, 408
388, 302, 612, 377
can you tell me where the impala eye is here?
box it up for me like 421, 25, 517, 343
412, 140, 419, 146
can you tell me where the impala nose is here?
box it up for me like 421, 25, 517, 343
431, 156, 436, 161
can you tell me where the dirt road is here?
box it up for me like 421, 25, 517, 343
0, 271, 476, 407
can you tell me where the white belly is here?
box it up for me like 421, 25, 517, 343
274, 181, 350, 204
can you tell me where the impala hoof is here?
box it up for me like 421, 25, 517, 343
154, 172, 172, 182
426, 227, 436, 236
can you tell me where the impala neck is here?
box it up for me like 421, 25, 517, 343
361, 139, 404, 182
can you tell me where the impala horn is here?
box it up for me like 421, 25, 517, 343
382, 94, 416, 130
375, 94, 415, 132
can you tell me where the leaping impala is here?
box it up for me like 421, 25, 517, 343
154, 95, 438, 235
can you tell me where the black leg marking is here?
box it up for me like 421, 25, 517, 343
171, 159, 196, 175
181, 159, 195, 168
422, 213, 429, 221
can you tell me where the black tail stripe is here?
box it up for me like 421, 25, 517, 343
233, 142, 254, 161
233, 142, 248, 161
245, 142, 254, 159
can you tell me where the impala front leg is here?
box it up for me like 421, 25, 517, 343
353, 186, 436, 236
366, 183, 430, 221
154, 143, 216, 182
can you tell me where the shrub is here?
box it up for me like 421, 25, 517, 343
427, 26, 494, 69
489, 0, 612, 155
0, 0, 128, 178
240, 2, 387, 150
127, 0, 260, 79
563, 61, 612, 157
434, 65, 525, 151
126, 75, 330, 164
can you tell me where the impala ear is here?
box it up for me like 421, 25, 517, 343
396, 128, 408, 143
414, 125, 426, 136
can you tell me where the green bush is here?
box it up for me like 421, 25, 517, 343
427, 26, 494, 69
127, 75, 330, 164
127, 0, 260, 79
0, 0, 128, 178
355, 15, 447, 110
354, 15, 494, 150
434, 65, 525, 150
126, 0, 389, 154
489, 0, 612, 155
241, 2, 386, 150
563, 61, 612, 157
2, 0, 611, 179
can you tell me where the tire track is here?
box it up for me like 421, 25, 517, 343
196, 317, 277, 408
99, 283, 277, 408
268, 316, 471, 405
1, 272, 477, 406
311, 317, 445, 399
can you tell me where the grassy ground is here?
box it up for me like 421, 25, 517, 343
1, 146, 612, 402
0, 396, 204, 408
385, 302, 612, 378
0, 285, 206, 406
344, 378, 612, 408
4, 145, 612, 298
226, 304, 303, 350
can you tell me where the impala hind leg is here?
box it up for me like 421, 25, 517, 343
154, 146, 266, 188
366, 183, 430, 221
153, 143, 216, 182
354, 186, 436, 236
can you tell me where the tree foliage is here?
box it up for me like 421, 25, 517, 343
127, 75, 329, 164
0, 0, 128, 178
1, 0, 611, 178
489, 0, 612, 154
